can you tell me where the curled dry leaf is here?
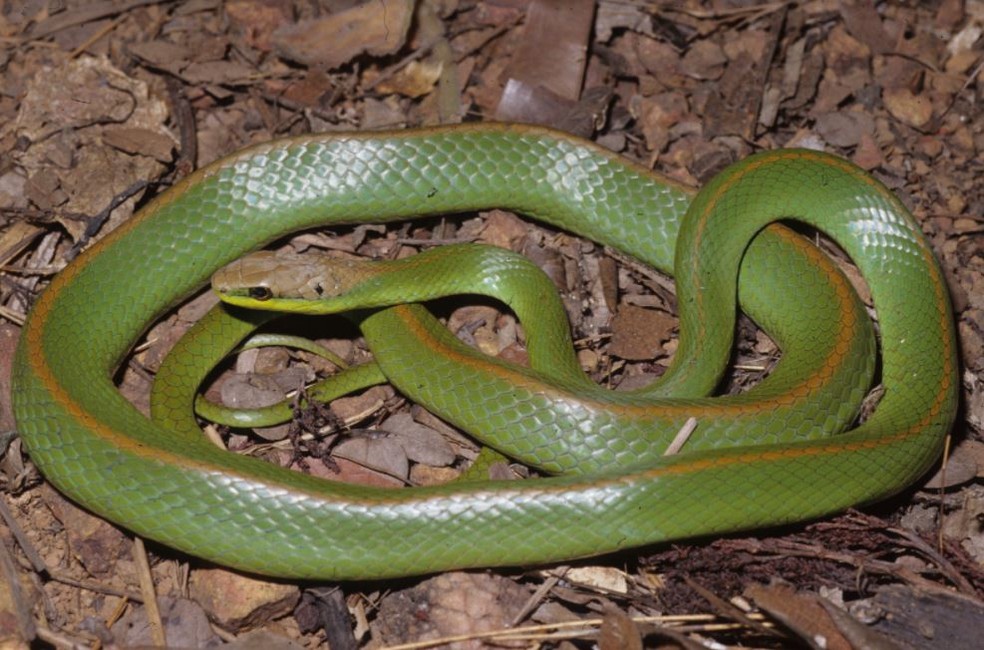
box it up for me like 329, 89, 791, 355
272, 0, 414, 69
882, 87, 934, 130
189, 568, 300, 632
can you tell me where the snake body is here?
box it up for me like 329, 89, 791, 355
12, 125, 957, 579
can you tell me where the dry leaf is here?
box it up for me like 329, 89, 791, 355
111, 598, 221, 648
189, 569, 300, 632
376, 572, 530, 647
882, 87, 933, 130
333, 434, 410, 480
598, 604, 643, 650
272, 0, 413, 69
609, 304, 674, 360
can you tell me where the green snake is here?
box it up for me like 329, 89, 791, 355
11, 124, 957, 579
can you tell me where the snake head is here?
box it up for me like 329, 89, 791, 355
212, 250, 372, 314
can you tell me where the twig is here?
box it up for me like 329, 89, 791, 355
0, 520, 36, 642
380, 612, 772, 650
132, 537, 166, 646
46, 570, 143, 602
510, 565, 570, 627
26, 0, 172, 40
664, 417, 698, 456
69, 13, 126, 58
0, 497, 46, 573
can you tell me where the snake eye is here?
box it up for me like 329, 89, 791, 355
248, 286, 273, 301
